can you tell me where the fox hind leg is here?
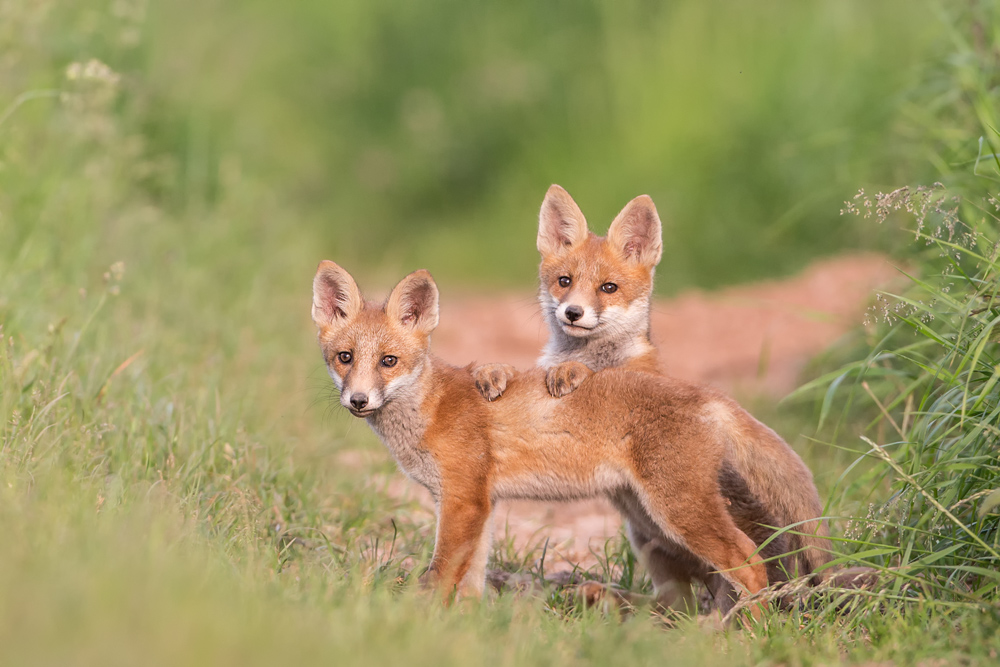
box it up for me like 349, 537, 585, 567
600, 490, 702, 616
626, 522, 699, 615
634, 486, 769, 621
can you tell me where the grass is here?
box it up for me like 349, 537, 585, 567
780, 0, 1000, 652
789, 183, 1000, 612
1, 0, 999, 664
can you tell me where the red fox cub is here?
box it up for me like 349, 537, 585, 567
472, 184, 664, 403
311, 261, 822, 618
471, 185, 832, 612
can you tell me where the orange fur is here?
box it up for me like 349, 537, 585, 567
471, 185, 832, 612
313, 262, 773, 619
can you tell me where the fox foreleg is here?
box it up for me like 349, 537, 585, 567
425, 494, 494, 601
545, 361, 594, 398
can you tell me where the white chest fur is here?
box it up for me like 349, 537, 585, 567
368, 398, 442, 502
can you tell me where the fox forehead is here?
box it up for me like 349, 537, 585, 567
540, 236, 653, 291
318, 306, 425, 360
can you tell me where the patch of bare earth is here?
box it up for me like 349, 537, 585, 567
352, 253, 899, 571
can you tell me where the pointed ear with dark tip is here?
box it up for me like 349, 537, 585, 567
606, 195, 663, 268
385, 269, 439, 334
537, 184, 589, 257
312, 261, 364, 328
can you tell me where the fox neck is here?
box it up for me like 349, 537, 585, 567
539, 296, 655, 371
364, 355, 443, 501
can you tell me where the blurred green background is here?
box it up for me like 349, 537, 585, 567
155, 0, 938, 290
6, 0, 941, 296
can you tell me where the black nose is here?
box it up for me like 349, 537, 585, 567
349, 393, 368, 410
564, 305, 584, 322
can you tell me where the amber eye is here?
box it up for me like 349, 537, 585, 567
337, 351, 353, 364
558, 276, 572, 288
600, 282, 618, 294
381, 355, 398, 368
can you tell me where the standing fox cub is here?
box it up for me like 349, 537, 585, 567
312, 261, 823, 618
472, 185, 832, 612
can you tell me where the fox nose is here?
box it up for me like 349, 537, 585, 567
564, 305, 584, 322
349, 393, 369, 410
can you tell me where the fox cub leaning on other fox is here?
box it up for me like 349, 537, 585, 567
311, 261, 832, 619
471, 185, 832, 613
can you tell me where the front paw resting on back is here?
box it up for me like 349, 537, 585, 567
472, 363, 517, 401
545, 361, 594, 398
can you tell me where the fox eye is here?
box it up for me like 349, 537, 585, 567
381, 355, 398, 368
600, 282, 618, 294
337, 351, 353, 364
558, 276, 572, 288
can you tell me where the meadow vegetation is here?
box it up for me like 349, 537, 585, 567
1, 0, 998, 664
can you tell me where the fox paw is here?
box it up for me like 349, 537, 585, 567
545, 361, 594, 398
472, 363, 516, 401
574, 581, 637, 615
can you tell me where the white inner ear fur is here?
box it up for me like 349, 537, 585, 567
312, 264, 362, 327
538, 186, 589, 254
387, 273, 439, 333
607, 196, 663, 267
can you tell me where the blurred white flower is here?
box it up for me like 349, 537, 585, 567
65, 59, 120, 85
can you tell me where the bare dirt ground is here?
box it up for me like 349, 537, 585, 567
363, 253, 899, 570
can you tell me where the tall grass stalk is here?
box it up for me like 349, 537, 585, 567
796, 52, 1000, 616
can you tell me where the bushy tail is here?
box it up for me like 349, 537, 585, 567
722, 406, 833, 579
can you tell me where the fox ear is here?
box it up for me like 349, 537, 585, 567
607, 195, 662, 268
537, 184, 589, 256
312, 261, 364, 328
385, 269, 439, 334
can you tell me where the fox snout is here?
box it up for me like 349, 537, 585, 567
349, 392, 369, 410
564, 305, 584, 322
336, 373, 387, 417
555, 299, 600, 333
343, 392, 380, 417
321, 363, 381, 416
